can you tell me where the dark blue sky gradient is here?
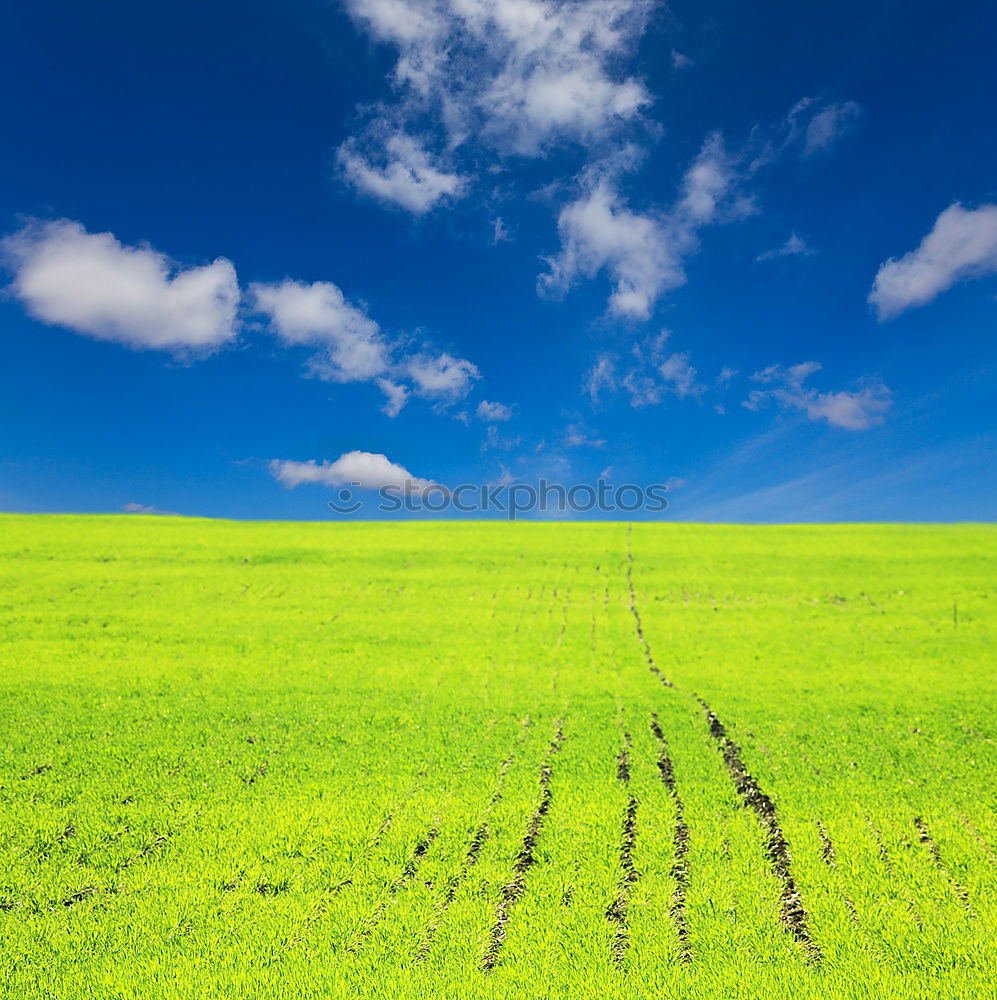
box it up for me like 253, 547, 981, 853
1, 0, 995, 519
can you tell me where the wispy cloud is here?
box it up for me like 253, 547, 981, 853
670, 49, 693, 70
584, 331, 713, 408
757, 232, 815, 262
801, 100, 861, 156
744, 362, 892, 430
870, 202, 997, 319
477, 399, 513, 422
121, 502, 181, 516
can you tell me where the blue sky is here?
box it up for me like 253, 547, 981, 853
2, 0, 995, 521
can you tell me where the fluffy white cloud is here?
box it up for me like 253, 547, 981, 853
744, 362, 892, 430
2, 221, 482, 424
539, 101, 859, 316
538, 179, 682, 318
477, 399, 513, 421
252, 279, 479, 411
338, 134, 463, 214
1, 219, 240, 352
344, 0, 654, 160
251, 279, 390, 382
407, 351, 480, 401
270, 450, 435, 492
869, 202, 997, 319
540, 135, 749, 318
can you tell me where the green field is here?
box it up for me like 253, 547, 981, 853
1, 515, 994, 999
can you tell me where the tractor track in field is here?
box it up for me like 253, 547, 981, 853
817, 822, 836, 867
281, 809, 397, 955
816, 821, 861, 926
280, 764, 432, 957
46, 822, 184, 914
414, 743, 521, 963
626, 528, 818, 962
961, 816, 996, 865
606, 732, 639, 967
913, 816, 974, 915
699, 699, 821, 963
330, 810, 398, 896
650, 715, 691, 962
866, 818, 924, 929
114, 830, 171, 874
625, 526, 675, 689
616, 731, 632, 784
346, 824, 441, 954
606, 795, 639, 967
482, 721, 565, 973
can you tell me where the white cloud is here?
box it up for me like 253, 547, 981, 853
1, 219, 240, 352
270, 450, 435, 492
757, 232, 815, 262
744, 362, 892, 430
622, 331, 704, 406
121, 502, 180, 516
338, 133, 464, 214
539, 134, 751, 318
344, 0, 655, 162
251, 279, 480, 413
583, 354, 617, 402
538, 178, 682, 319
377, 378, 410, 416
536, 101, 858, 316
2, 222, 481, 425
482, 423, 522, 451
802, 100, 861, 156
671, 49, 693, 70
588, 331, 708, 408
748, 97, 862, 172
869, 202, 997, 319
562, 421, 605, 448
803, 387, 892, 430
251, 279, 390, 383
407, 350, 480, 401
658, 351, 702, 399
477, 399, 513, 421
675, 132, 750, 225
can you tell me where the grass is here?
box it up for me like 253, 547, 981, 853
0, 514, 994, 999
